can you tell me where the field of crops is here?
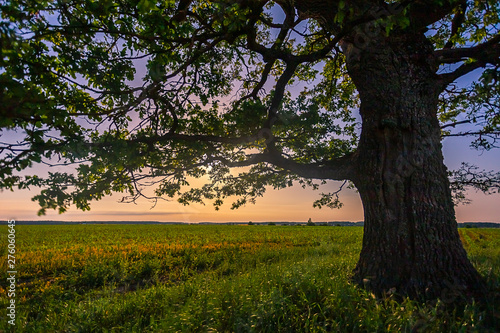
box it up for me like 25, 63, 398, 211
1, 224, 499, 332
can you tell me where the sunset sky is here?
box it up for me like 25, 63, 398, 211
2, 132, 499, 223
1, 6, 499, 224
1, 70, 499, 223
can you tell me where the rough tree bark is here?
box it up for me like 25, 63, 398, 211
342, 31, 486, 299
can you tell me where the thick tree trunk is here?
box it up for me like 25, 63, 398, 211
343, 32, 486, 300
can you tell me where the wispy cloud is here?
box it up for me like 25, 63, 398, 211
69, 211, 193, 216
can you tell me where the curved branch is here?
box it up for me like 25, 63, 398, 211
224, 149, 356, 182
246, 18, 340, 65
266, 63, 298, 129
435, 34, 500, 64
437, 35, 500, 88
439, 60, 490, 88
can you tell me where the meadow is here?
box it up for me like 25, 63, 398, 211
1, 224, 499, 332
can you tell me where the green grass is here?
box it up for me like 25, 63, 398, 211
1, 225, 499, 332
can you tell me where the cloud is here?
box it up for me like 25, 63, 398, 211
67, 211, 193, 216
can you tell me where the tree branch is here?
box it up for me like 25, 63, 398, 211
407, 0, 465, 30
435, 34, 500, 64
437, 34, 499, 87
439, 60, 489, 88
441, 130, 500, 137
443, 1, 467, 49
440, 119, 471, 129
223, 148, 356, 182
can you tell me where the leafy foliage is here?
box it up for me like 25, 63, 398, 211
0, 0, 499, 213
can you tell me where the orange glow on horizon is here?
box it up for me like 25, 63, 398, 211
1, 183, 499, 223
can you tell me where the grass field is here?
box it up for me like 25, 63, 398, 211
1, 224, 499, 332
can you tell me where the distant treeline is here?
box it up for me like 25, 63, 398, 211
1, 221, 499, 228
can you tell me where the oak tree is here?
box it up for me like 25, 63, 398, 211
1, 0, 499, 299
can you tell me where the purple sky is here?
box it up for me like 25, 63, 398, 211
1, 6, 498, 223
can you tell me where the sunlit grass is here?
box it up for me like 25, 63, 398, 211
0, 225, 498, 332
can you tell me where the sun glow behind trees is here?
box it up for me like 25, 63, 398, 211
0, 0, 499, 222
2, 0, 500, 298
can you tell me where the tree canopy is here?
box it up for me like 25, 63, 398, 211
1, 0, 499, 215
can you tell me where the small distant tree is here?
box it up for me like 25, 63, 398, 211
2, 0, 499, 300
248, 221, 254, 226
268, 222, 276, 226
307, 218, 315, 226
